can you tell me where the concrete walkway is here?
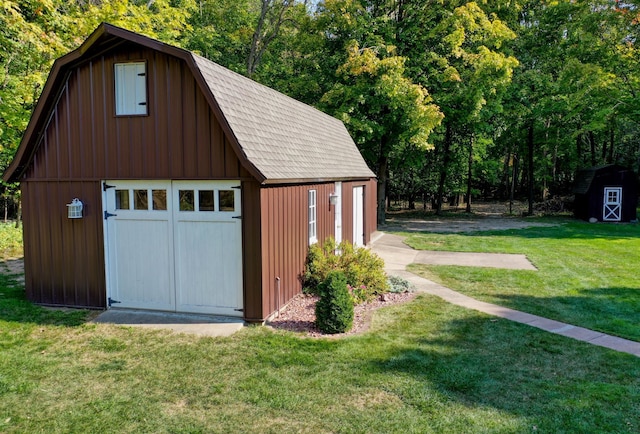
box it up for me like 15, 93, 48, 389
371, 232, 640, 357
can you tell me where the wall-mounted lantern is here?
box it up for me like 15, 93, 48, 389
329, 193, 339, 206
67, 198, 83, 219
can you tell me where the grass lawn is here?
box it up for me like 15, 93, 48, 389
403, 218, 640, 342
1, 222, 639, 432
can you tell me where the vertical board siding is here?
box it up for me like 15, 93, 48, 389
27, 45, 251, 182
260, 183, 345, 319
22, 181, 105, 308
342, 183, 354, 244
241, 180, 263, 322
365, 178, 378, 243
21, 44, 252, 309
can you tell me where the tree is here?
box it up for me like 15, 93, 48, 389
321, 41, 443, 223
409, 2, 518, 214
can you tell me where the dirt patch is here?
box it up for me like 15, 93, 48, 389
381, 216, 558, 233
0, 258, 25, 285
0, 258, 24, 274
267, 292, 417, 337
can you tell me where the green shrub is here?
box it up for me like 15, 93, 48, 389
301, 237, 388, 303
301, 243, 325, 294
338, 241, 387, 303
387, 275, 415, 293
315, 271, 354, 334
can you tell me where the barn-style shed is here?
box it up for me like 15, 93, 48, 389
3, 23, 377, 322
573, 165, 638, 223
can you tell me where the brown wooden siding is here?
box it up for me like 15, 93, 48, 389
241, 180, 264, 322
362, 178, 378, 244
22, 181, 105, 308
26, 44, 251, 182
21, 44, 252, 309
258, 179, 376, 320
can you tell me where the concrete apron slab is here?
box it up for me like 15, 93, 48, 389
415, 251, 537, 270
92, 310, 244, 337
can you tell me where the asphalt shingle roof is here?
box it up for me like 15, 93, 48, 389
192, 54, 375, 183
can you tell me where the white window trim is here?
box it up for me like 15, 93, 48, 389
603, 187, 622, 221
308, 189, 317, 245
114, 62, 148, 116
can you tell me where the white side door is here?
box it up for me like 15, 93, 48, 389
172, 181, 243, 316
353, 186, 364, 247
104, 180, 175, 311
603, 187, 622, 221
334, 182, 342, 245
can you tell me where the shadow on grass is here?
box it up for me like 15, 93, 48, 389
473, 222, 640, 240
0, 271, 89, 327
486, 287, 640, 342
368, 309, 640, 432
394, 218, 640, 240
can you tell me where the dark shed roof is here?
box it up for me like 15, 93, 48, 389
573, 165, 628, 195
3, 23, 375, 184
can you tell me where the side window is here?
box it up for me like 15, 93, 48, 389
114, 62, 147, 116
308, 189, 317, 245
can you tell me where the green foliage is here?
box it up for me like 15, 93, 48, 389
314, 270, 354, 334
386, 275, 415, 294
301, 242, 326, 294
302, 237, 387, 303
2, 0, 640, 220
69, 0, 196, 45
0, 222, 23, 259
336, 240, 387, 303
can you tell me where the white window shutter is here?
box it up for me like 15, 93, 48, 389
115, 62, 147, 115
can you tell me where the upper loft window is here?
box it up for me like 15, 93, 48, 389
114, 62, 147, 116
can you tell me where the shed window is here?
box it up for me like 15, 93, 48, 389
308, 189, 317, 245
218, 190, 235, 212
114, 62, 147, 116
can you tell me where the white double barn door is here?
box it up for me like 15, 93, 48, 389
103, 180, 243, 316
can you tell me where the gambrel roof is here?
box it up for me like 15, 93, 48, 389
573, 164, 627, 195
4, 23, 375, 184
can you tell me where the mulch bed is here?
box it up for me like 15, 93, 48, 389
266, 292, 417, 337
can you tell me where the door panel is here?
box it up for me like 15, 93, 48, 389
104, 180, 243, 316
334, 182, 342, 245
603, 187, 622, 222
173, 181, 243, 315
353, 186, 364, 247
112, 219, 174, 309
105, 180, 174, 311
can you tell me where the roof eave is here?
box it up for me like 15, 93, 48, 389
261, 175, 377, 186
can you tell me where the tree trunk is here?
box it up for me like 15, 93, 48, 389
465, 134, 474, 213
576, 133, 582, 167
247, 0, 292, 76
553, 127, 559, 184
589, 131, 596, 167
377, 155, 389, 225
502, 149, 511, 200
510, 153, 518, 214
15, 199, 21, 229
435, 122, 452, 215
527, 121, 534, 215
608, 123, 615, 163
